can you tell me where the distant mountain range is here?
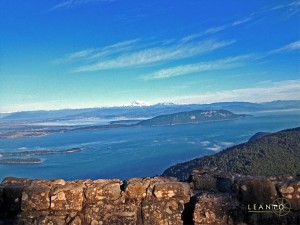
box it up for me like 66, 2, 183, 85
162, 127, 300, 181
1, 100, 299, 121
137, 110, 249, 126
128, 100, 150, 107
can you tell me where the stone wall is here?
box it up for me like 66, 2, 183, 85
0, 168, 299, 225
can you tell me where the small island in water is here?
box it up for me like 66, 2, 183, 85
0, 148, 83, 164
137, 110, 250, 126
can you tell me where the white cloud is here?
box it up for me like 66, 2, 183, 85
171, 80, 300, 104
52, 49, 96, 64
271, 1, 300, 18
53, 15, 253, 71
180, 26, 228, 43
283, 40, 300, 51
73, 39, 235, 72
181, 17, 252, 43
53, 39, 139, 64
200, 141, 211, 146
270, 40, 300, 53
220, 141, 235, 147
206, 144, 222, 152
272, 1, 300, 10
232, 17, 252, 26
144, 54, 254, 80
88, 39, 139, 59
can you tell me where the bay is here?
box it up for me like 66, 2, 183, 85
0, 109, 299, 181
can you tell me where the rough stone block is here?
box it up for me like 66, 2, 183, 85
142, 199, 186, 225
50, 183, 84, 211
85, 179, 122, 202
4, 185, 24, 213
18, 210, 48, 221
191, 168, 235, 193
193, 193, 240, 225
0, 185, 4, 214
124, 177, 151, 199
267, 174, 294, 182
191, 169, 218, 192
67, 215, 82, 225
21, 185, 51, 211
69, 179, 93, 186
246, 211, 300, 225
1, 218, 35, 225
36, 216, 66, 225
50, 179, 67, 186
277, 179, 300, 210
153, 182, 190, 199
238, 179, 278, 205
31, 178, 66, 187
146, 177, 178, 197
84, 202, 139, 225
2, 177, 32, 186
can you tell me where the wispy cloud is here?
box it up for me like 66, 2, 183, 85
272, 1, 300, 10
271, 1, 300, 18
53, 49, 96, 64
49, 0, 115, 11
232, 17, 252, 26
181, 17, 252, 43
53, 39, 139, 64
55, 37, 298, 76
180, 26, 228, 43
171, 80, 300, 104
269, 40, 300, 53
72, 39, 235, 72
143, 54, 254, 80
53, 14, 253, 72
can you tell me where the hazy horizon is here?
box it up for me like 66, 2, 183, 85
1, 1, 299, 112
1, 99, 300, 114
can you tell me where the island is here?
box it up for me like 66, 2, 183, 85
0, 158, 42, 164
0, 148, 83, 165
137, 110, 251, 126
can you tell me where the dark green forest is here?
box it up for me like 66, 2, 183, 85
163, 127, 300, 181
138, 110, 249, 126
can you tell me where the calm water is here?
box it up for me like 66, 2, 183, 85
0, 110, 299, 181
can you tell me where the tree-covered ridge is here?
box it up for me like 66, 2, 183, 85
137, 110, 249, 126
163, 127, 300, 181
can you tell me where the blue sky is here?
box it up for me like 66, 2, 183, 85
0, 0, 299, 112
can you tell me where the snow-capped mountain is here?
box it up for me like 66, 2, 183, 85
129, 100, 150, 107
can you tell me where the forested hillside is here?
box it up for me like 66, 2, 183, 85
163, 127, 300, 181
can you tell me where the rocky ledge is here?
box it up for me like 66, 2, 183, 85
0, 168, 299, 225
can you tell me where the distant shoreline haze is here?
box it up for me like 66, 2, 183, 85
1, 100, 299, 116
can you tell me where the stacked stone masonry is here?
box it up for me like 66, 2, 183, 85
0, 168, 299, 225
